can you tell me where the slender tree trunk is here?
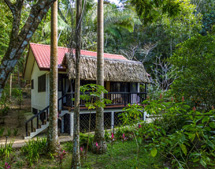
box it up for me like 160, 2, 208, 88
9, 74, 12, 100
71, 0, 82, 168
93, 0, 107, 153
47, 0, 59, 153
17, 65, 21, 88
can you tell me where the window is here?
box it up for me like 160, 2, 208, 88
110, 82, 129, 92
38, 74, 46, 92
31, 79, 34, 89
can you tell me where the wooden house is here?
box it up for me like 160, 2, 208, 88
23, 43, 150, 139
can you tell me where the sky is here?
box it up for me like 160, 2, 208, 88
108, 0, 121, 5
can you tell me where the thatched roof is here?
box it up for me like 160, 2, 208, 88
62, 53, 150, 83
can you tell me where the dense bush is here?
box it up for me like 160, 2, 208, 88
141, 97, 215, 168
169, 34, 215, 110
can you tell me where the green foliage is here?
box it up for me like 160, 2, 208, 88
64, 141, 73, 152
0, 142, 13, 159
131, 0, 182, 24
0, 128, 4, 137
80, 84, 112, 110
120, 103, 143, 125
0, 2, 11, 59
79, 133, 94, 150
0, 107, 9, 117
6, 128, 11, 137
21, 138, 47, 166
169, 34, 215, 110
13, 128, 18, 137
12, 88, 23, 109
104, 130, 111, 141
0, 86, 10, 109
201, 10, 215, 35
142, 97, 215, 168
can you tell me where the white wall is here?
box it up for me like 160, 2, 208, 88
31, 64, 64, 112
31, 63, 49, 111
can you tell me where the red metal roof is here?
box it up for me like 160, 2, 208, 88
30, 43, 127, 70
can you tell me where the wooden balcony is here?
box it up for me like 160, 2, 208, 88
61, 92, 147, 110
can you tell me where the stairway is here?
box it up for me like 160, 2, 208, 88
25, 122, 49, 139
25, 95, 66, 139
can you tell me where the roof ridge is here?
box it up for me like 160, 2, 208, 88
30, 43, 124, 56
30, 43, 69, 50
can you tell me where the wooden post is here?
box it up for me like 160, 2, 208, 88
70, 113, 74, 136
111, 111, 114, 129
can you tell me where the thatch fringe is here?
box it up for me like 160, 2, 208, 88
62, 53, 150, 83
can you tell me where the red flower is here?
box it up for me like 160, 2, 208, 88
193, 107, 196, 111
122, 133, 125, 139
96, 142, 98, 147
160, 93, 162, 99
111, 133, 114, 139
138, 124, 141, 128
182, 96, 184, 102
171, 97, 174, 102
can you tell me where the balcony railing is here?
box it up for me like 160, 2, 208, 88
62, 92, 147, 109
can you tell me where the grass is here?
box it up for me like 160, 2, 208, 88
0, 140, 163, 169
80, 141, 163, 169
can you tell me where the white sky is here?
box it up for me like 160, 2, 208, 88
108, 0, 121, 5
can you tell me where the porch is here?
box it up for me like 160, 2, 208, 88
61, 91, 147, 110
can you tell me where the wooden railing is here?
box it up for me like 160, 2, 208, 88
25, 92, 146, 136
64, 92, 147, 108
25, 95, 66, 137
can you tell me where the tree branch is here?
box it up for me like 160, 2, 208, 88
58, 5, 68, 24
0, 0, 56, 95
4, 0, 15, 15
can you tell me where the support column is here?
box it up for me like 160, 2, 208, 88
70, 113, 74, 136
143, 111, 147, 121
137, 83, 140, 92
111, 111, 114, 129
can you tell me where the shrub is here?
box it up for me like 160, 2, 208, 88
79, 133, 94, 150
104, 130, 111, 141
13, 128, 18, 137
6, 128, 11, 137
21, 138, 47, 166
0, 142, 13, 159
142, 97, 215, 168
64, 141, 73, 152
169, 34, 215, 110
0, 128, 4, 137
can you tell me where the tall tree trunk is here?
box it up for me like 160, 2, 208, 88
71, 0, 82, 168
93, 0, 107, 153
47, 0, 59, 153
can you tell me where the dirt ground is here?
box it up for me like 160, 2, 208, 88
0, 97, 32, 142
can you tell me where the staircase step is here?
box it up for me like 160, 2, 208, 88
25, 122, 49, 140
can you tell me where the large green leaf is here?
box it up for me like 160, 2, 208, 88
180, 144, 187, 156
150, 147, 157, 157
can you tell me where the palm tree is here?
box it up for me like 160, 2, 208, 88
71, 0, 82, 167
47, 0, 59, 153
93, 0, 107, 153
